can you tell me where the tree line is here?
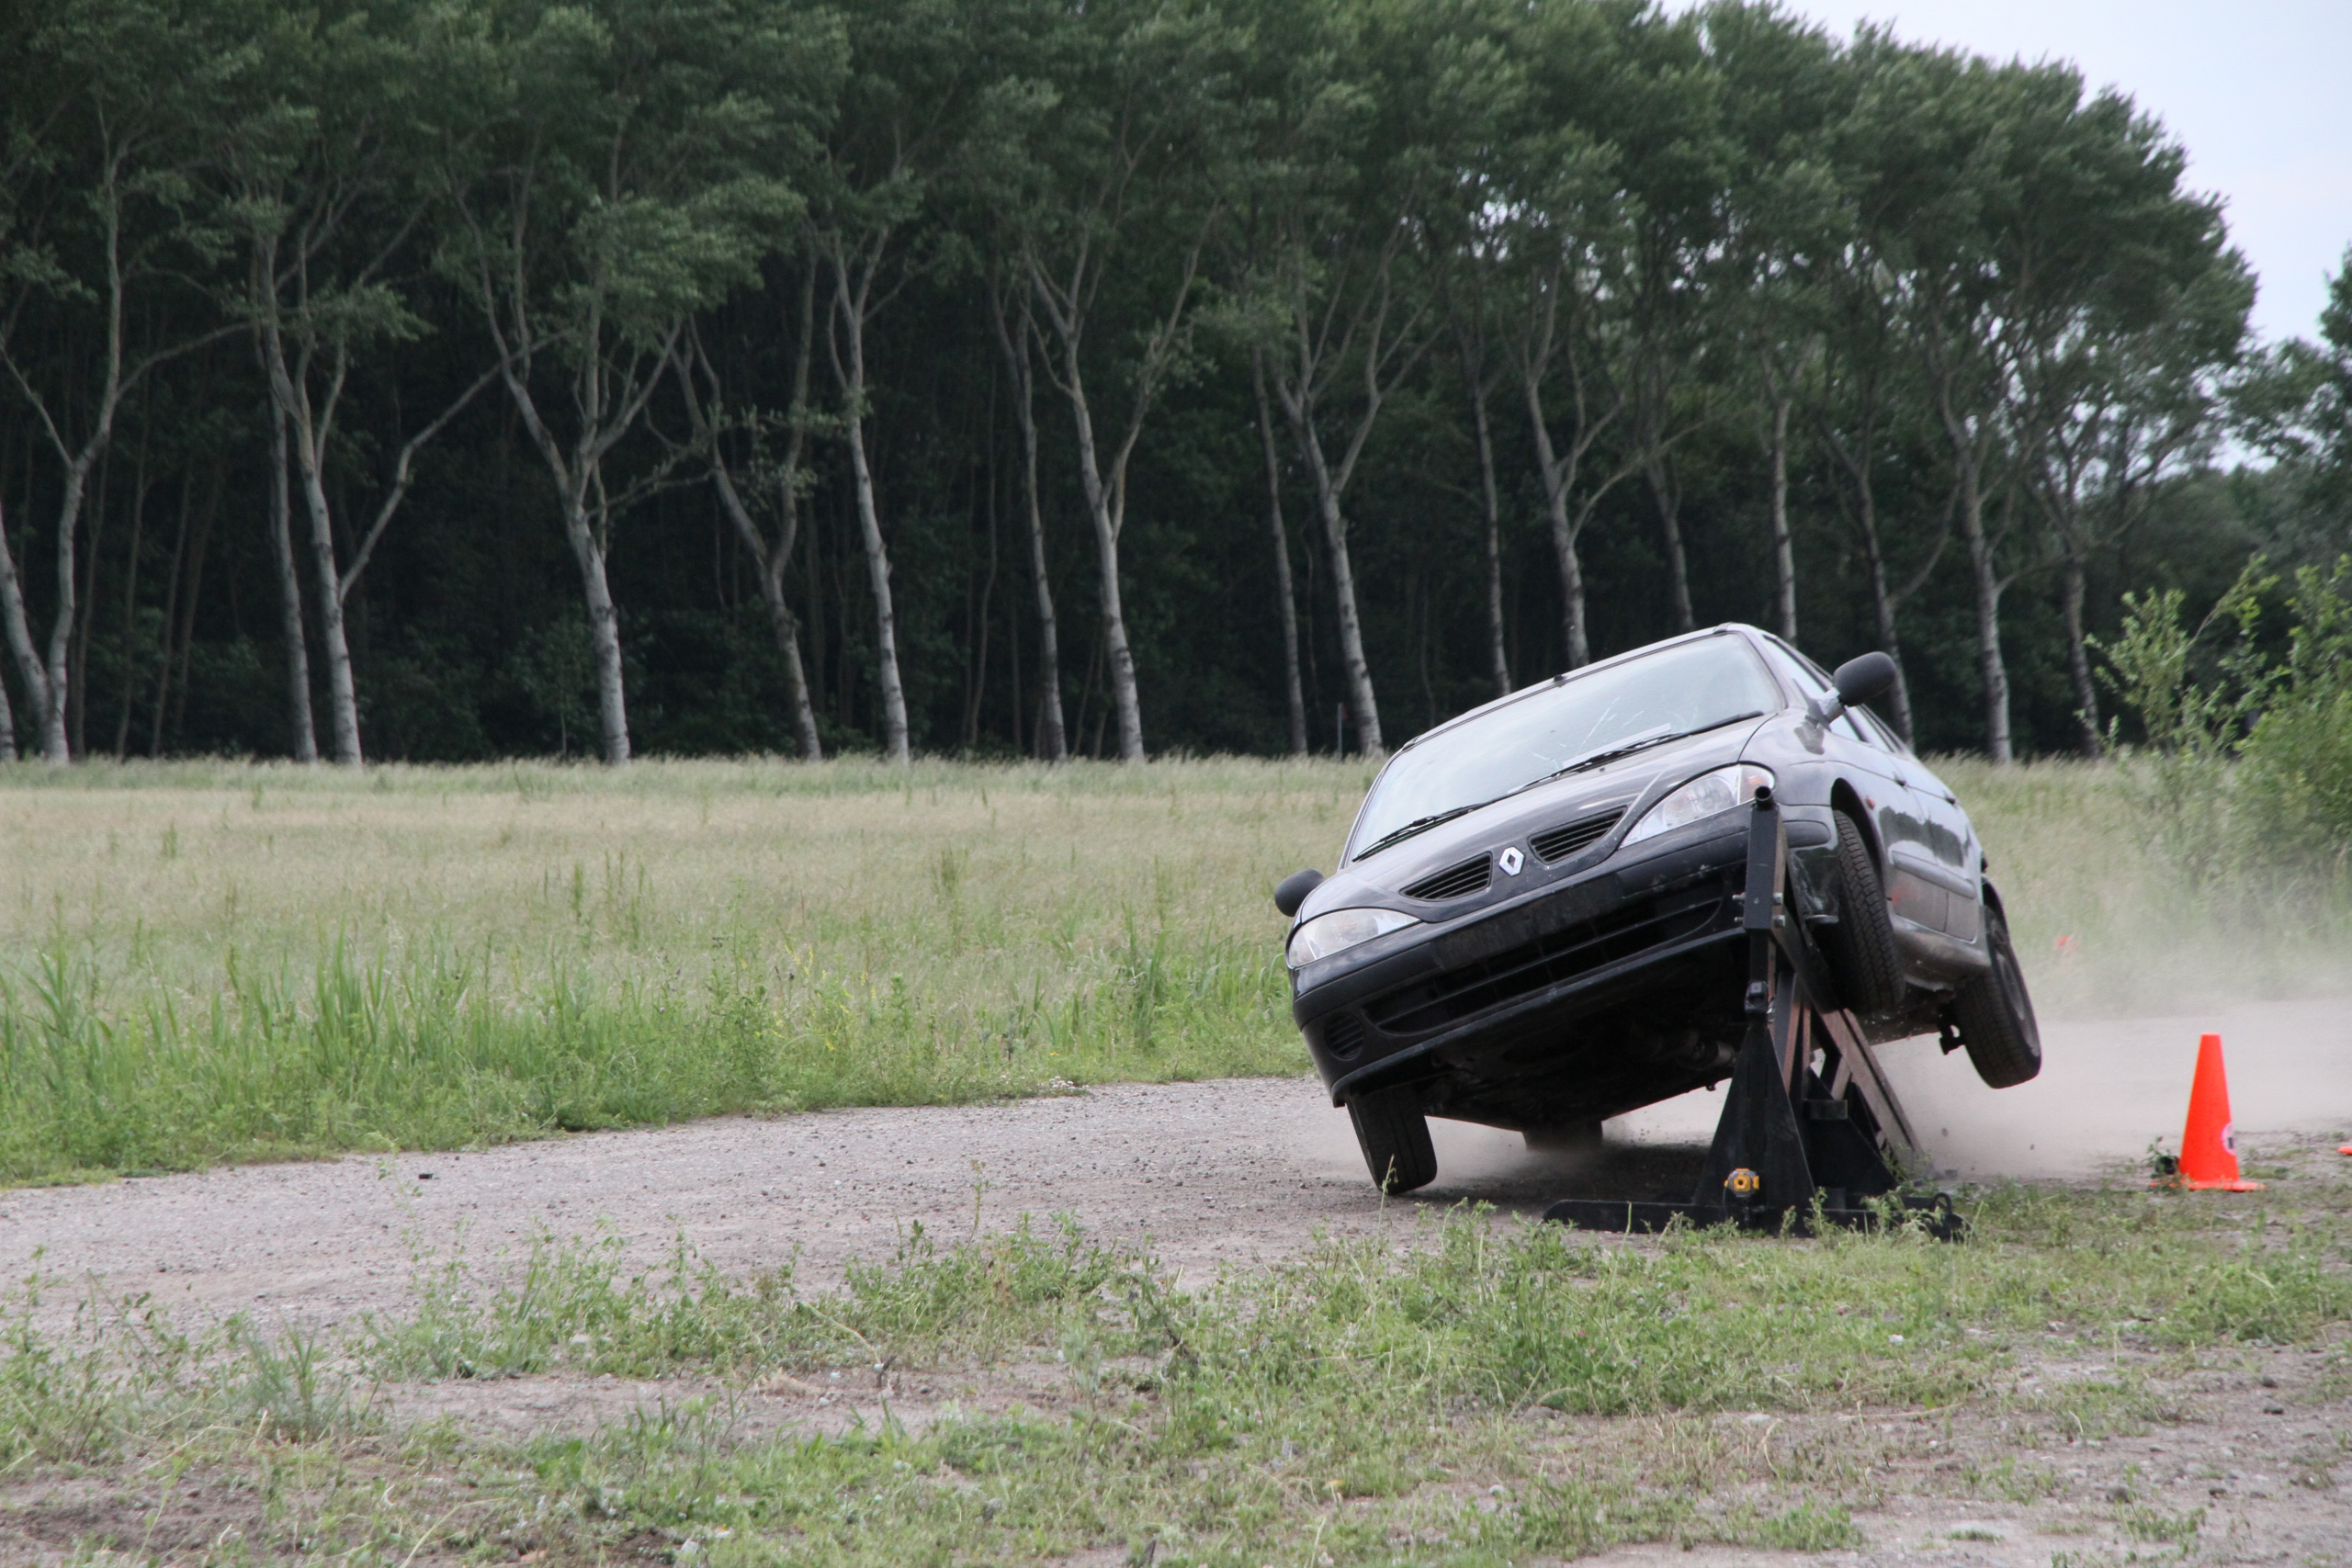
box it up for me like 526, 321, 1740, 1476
2, 0, 2342, 768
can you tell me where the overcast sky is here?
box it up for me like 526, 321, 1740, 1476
1674, 0, 2352, 346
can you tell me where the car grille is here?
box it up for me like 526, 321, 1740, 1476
1319, 1011, 1368, 1060
1529, 807, 1625, 863
1402, 853, 1492, 902
1363, 884, 1727, 1037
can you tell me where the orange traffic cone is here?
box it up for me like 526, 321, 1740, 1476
2177, 1033, 2262, 1191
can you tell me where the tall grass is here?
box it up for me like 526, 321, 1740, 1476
0, 758, 1374, 1181
1936, 755, 2352, 1014
3, 751, 2346, 1182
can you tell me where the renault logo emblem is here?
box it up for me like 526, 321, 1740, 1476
1498, 847, 1524, 876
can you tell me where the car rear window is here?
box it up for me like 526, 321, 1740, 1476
1350, 634, 1783, 860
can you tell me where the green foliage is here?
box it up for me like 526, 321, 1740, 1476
2097, 556, 2352, 887
2238, 558, 2352, 876
0, 0, 2297, 769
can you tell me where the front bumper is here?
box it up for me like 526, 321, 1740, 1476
1291, 811, 1833, 1130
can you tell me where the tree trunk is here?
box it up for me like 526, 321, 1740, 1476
1465, 356, 1510, 698
758, 558, 821, 759
964, 474, 997, 752
0, 660, 12, 761
1052, 335, 1145, 761
1292, 415, 1383, 759
0, 497, 53, 756
145, 470, 192, 758
69, 457, 107, 761
109, 455, 151, 761
293, 456, 362, 764
678, 296, 823, 761
772, 275, 825, 761
1766, 389, 1796, 643
1525, 384, 1592, 671
989, 290, 1066, 761
1645, 453, 1695, 633
1251, 355, 1309, 752
1849, 477, 1917, 745
2061, 547, 2100, 756
1953, 450, 2011, 762
163, 471, 218, 751
830, 265, 911, 763
266, 396, 319, 762
562, 486, 631, 766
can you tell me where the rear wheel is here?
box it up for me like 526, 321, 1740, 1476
1348, 1086, 1437, 1193
1820, 809, 1905, 1017
1953, 899, 2041, 1088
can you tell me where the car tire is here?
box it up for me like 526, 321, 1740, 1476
1348, 1086, 1437, 1193
1953, 899, 2042, 1089
1821, 809, 1905, 1017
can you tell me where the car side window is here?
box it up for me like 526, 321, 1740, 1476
1852, 705, 1914, 757
1760, 637, 1871, 745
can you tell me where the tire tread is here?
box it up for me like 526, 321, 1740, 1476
1823, 809, 1905, 1017
1348, 1086, 1437, 1193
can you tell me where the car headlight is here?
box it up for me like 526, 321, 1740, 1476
1285, 907, 1419, 968
1622, 763, 1775, 848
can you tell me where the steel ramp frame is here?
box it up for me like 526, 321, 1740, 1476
1544, 787, 1964, 1242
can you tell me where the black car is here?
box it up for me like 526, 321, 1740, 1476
1273, 625, 2042, 1193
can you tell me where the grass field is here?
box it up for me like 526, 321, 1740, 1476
3, 755, 2349, 1185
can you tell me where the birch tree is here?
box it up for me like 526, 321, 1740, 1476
671, 291, 824, 760
1707, 0, 1845, 645
230, 0, 496, 765
2019, 225, 2248, 753
1237, 0, 1481, 759
1483, 79, 1644, 675
439, 0, 841, 765
1813, 236, 1944, 743
801, 0, 980, 763
0, 0, 238, 761
998, 0, 1238, 761
1250, 347, 1309, 749
987, 276, 1069, 761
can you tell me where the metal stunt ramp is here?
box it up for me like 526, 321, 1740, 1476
1544, 788, 1963, 1241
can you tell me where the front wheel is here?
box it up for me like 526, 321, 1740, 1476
1820, 809, 1905, 1018
1348, 1086, 1437, 1193
1952, 898, 2041, 1089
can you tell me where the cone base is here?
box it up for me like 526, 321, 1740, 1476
2181, 1176, 2264, 1190
2340, 1144, 2352, 1156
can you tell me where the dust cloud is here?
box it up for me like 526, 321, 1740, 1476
1602, 995, 2352, 1182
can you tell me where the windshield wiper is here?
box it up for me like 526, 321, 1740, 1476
1514, 710, 1768, 794
1351, 804, 1484, 861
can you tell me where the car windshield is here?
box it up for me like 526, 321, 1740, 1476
1349, 635, 1783, 860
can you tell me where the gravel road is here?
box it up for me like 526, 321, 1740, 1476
2, 995, 2346, 1335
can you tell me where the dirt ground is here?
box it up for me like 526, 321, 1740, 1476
2, 996, 2348, 1565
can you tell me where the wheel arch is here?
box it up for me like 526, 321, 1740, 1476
1826, 778, 1884, 870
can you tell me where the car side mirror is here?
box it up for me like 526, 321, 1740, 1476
1832, 651, 1899, 710
1273, 868, 1325, 918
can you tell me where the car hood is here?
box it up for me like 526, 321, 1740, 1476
1295, 720, 1764, 924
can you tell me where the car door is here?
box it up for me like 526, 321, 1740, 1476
1853, 706, 1984, 943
